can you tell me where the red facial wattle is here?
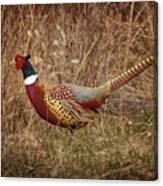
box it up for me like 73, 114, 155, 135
15, 54, 24, 70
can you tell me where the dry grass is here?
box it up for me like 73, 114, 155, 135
1, 2, 157, 180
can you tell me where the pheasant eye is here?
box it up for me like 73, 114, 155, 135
15, 54, 24, 70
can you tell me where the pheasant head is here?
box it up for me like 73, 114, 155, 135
15, 54, 38, 85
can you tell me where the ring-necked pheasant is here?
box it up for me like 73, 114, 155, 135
15, 54, 154, 129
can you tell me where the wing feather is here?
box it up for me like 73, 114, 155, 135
44, 89, 95, 128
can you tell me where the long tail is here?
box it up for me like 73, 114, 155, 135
109, 56, 154, 92
66, 56, 154, 109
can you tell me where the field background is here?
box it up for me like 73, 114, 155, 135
1, 2, 157, 180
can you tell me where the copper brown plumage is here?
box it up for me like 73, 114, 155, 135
15, 54, 154, 129
110, 56, 154, 91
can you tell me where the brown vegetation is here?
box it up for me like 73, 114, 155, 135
1, 2, 157, 180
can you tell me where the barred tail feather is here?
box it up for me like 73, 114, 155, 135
110, 56, 154, 91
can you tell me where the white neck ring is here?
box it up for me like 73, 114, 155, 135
24, 74, 38, 85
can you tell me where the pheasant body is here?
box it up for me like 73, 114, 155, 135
65, 83, 109, 108
15, 54, 154, 129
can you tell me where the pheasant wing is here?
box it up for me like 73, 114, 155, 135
44, 87, 95, 128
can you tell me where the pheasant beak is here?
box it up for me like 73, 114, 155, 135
15, 54, 25, 70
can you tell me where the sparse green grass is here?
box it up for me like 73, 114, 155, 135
1, 2, 157, 180
1, 113, 156, 179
